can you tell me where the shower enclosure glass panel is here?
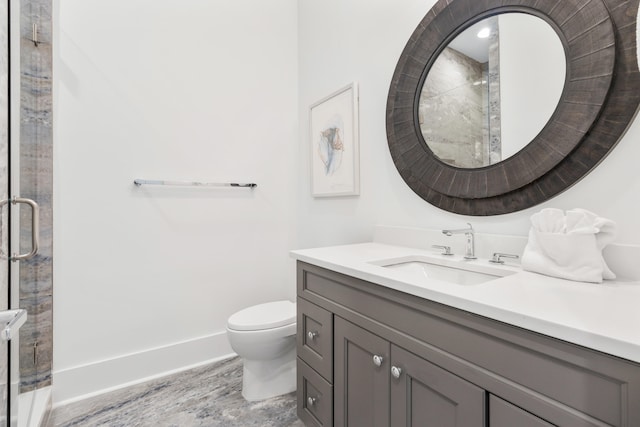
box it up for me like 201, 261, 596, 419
17, 0, 53, 394
1, 0, 52, 425
1, 1, 10, 424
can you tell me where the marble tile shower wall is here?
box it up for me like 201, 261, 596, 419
18, 0, 52, 393
1, 0, 8, 304
1, 0, 9, 423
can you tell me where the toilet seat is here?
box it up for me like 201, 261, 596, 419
228, 300, 296, 331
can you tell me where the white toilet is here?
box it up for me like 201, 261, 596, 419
226, 300, 297, 401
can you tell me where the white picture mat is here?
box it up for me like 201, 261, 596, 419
310, 83, 360, 197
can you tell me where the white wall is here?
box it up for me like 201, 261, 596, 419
53, 0, 298, 404
297, 0, 640, 248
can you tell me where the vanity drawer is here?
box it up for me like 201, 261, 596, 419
297, 297, 333, 381
297, 358, 333, 427
490, 395, 554, 427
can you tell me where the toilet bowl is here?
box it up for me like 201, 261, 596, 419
226, 300, 297, 401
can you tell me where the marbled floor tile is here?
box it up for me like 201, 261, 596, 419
47, 357, 304, 427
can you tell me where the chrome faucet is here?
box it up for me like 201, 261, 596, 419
442, 223, 476, 260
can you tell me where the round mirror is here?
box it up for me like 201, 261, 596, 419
386, 0, 640, 216
418, 13, 566, 168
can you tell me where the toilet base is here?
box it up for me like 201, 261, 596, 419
241, 347, 297, 401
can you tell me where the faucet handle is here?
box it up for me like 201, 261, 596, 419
490, 252, 519, 264
432, 245, 453, 256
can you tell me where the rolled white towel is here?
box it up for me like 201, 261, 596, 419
530, 208, 566, 233
566, 208, 616, 279
565, 209, 599, 234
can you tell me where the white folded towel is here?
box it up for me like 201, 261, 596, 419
521, 208, 617, 283
530, 208, 566, 233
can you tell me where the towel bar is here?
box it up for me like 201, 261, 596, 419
133, 179, 257, 188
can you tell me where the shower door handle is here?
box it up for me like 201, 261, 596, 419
0, 197, 40, 262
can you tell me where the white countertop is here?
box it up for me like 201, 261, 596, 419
291, 242, 640, 364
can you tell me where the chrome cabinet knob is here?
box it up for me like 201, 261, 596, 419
307, 331, 319, 341
391, 366, 402, 379
372, 355, 384, 367
307, 396, 318, 407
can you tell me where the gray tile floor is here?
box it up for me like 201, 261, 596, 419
46, 357, 304, 427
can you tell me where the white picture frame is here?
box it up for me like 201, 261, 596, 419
309, 83, 360, 197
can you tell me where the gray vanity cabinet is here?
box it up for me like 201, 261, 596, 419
333, 316, 484, 427
296, 261, 640, 427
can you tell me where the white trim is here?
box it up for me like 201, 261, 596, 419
51, 331, 234, 408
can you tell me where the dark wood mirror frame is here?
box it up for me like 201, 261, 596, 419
387, 0, 640, 216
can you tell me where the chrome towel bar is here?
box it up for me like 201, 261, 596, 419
133, 179, 257, 188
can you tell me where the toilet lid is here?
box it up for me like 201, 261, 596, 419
228, 300, 296, 331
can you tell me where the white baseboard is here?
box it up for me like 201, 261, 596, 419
52, 331, 235, 408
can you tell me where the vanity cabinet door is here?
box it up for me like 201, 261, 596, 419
334, 316, 390, 427
390, 345, 486, 426
490, 395, 555, 427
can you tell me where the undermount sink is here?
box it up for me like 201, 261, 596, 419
370, 255, 517, 285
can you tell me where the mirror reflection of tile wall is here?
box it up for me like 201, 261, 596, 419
419, 46, 488, 168
419, 17, 502, 169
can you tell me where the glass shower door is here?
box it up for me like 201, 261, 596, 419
0, 2, 33, 425
1, 0, 52, 425
0, 2, 10, 423
13, 0, 53, 425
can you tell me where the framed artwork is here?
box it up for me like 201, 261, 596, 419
310, 83, 360, 197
